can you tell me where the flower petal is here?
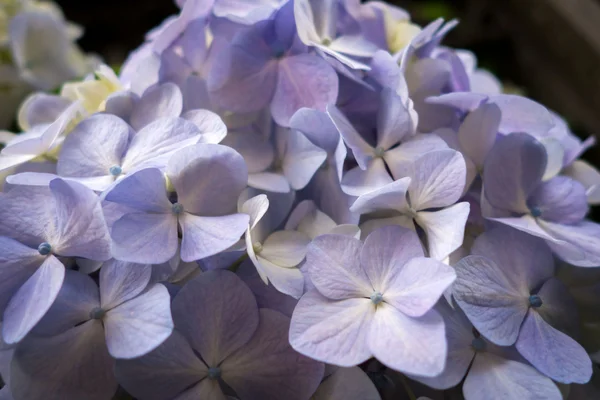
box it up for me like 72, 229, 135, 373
100, 260, 152, 310
415, 202, 470, 260
130, 83, 183, 131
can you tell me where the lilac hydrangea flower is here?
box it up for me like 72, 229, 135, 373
115, 270, 324, 400
208, 1, 339, 126
453, 227, 593, 384
311, 366, 381, 400
350, 149, 470, 260
8, 261, 173, 400
483, 132, 600, 267
412, 300, 562, 400
290, 225, 455, 376
0, 178, 111, 344
105, 143, 250, 264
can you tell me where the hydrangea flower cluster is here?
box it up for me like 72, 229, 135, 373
0, 1, 599, 399
0, 0, 97, 128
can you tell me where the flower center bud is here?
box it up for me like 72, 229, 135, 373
171, 203, 184, 215
471, 337, 486, 352
321, 37, 332, 46
37, 242, 52, 255
109, 165, 122, 176
374, 147, 386, 158
89, 307, 106, 320
529, 294, 543, 308
253, 242, 263, 254
370, 292, 383, 305
529, 206, 542, 218
208, 367, 221, 379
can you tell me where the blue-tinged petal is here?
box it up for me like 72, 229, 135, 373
272, 54, 338, 126
48, 179, 111, 260
538, 220, 600, 267
2, 256, 65, 344
181, 110, 227, 144
535, 277, 580, 336
10, 320, 115, 400
350, 177, 411, 215
516, 311, 592, 384
415, 202, 470, 260
326, 105, 373, 169
376, 88, 413, 150
491, 95, 556, 138
289, 107, 340, 154
384, 133, 449, 180
180, 213, 249, 262
329, 34, 379, 58
221, 128, 274, 174
168, 144, 248, 216
105, 90, 139, 121
369, 305, 446, 377
457, 103, 500, 168
483, 133, 547, 213
290, 290, 375, 366
488, 216, 558, 243
130, 83, 184, 131
426, 92, 488, 112
115, 330, 206, 400
341, 159, 394, 197
111, 212, 178, 264
528, 176, 589, 224
222, 309, 324, 400
57, 114, 131, 178
104, 168, 171, 213
172, 270, 258, 366
282, 129, 327, 190
464, 351, 562, 400
453, 255, 529, 346
306, 234, 372, 300
104, 284, 173, 359
100, 260, 152, 310
312, 367, 380, 400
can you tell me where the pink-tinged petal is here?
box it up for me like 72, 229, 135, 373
383, 257, 455, 317
406, 149, 466, 210
180, 213, 249, 262
48, 179, 111, 260
260, 230, 310, 267
290, 290, 375, 366
458, 103, 500, 167
172, 270, 259, 366
222, 309, 324, 400
105, 284, 174, 359
272, 54, 338, 126
369, 305, 446, 377
326, 105, 373, 169
168, 143, 248, 216
483, 133, 547, 213
10, 321, 116, 400
359, 225, 424, 292
174, 379, 226, 400
181, 110, 227, 144
453, 255, 529, 346
307, 234, 372, 300
415, 202, 470, 260
385, 133, 449, 180
470, 226, 555, 292
2, 256, 65, 344
57, 114, 131, 178
312, 367, 380, 400
104, 168, 172, 213
115, 331, 207, 400
100, 260, 152, 310
464, 351, 562, 400
539, 219, 600, 267
283, 129, 327, 190
376, 88, 414, 150
130, 83, 184, 131
121, 117, 201, 172
516, 311, 592, 384
111, 212, 178, 264
350, 177, 411, 215
341, 159, 394, 197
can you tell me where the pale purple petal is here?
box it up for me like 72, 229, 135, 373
115, 331, 206, 400
384, 133, 449, 180
457, 103, 500, 167
104, 284, 174, 359
528, 176, 589, 224
272, 54, 338, 126
172, 270, 259, 366
415, 202, 470, 260
181, 110, 227, 144
248, 172, 291, 193
180, 213, 249, 262
57, 114, 131, 178
130, 83, 184, 131
341, 159, 394, 197
222, 309, 324, 400
282, 129, 327, 190
240, 194, 269, 230
111, 212, 178, 264
17, 93, 71, 131
104, 168, 172, 213
453, 255, 529, 346
491, 95, 555, 137
174, 379, 226, 400
369, 305, 446, 377
289, 290, 375, 366
312, 367, 380, 400
376, 88, 413, 150
2, 256, 65, 344
168, 143, 248, 216
516, 311, 592, 384
10, 321, 116, 400
350, 177, 411, 215
260, 230, 310, 267
539, 219, 600, 267
326, 105, 373, 168
306, 234, 372, 300
563, 160, 600, 205
99, 260, 152, 310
